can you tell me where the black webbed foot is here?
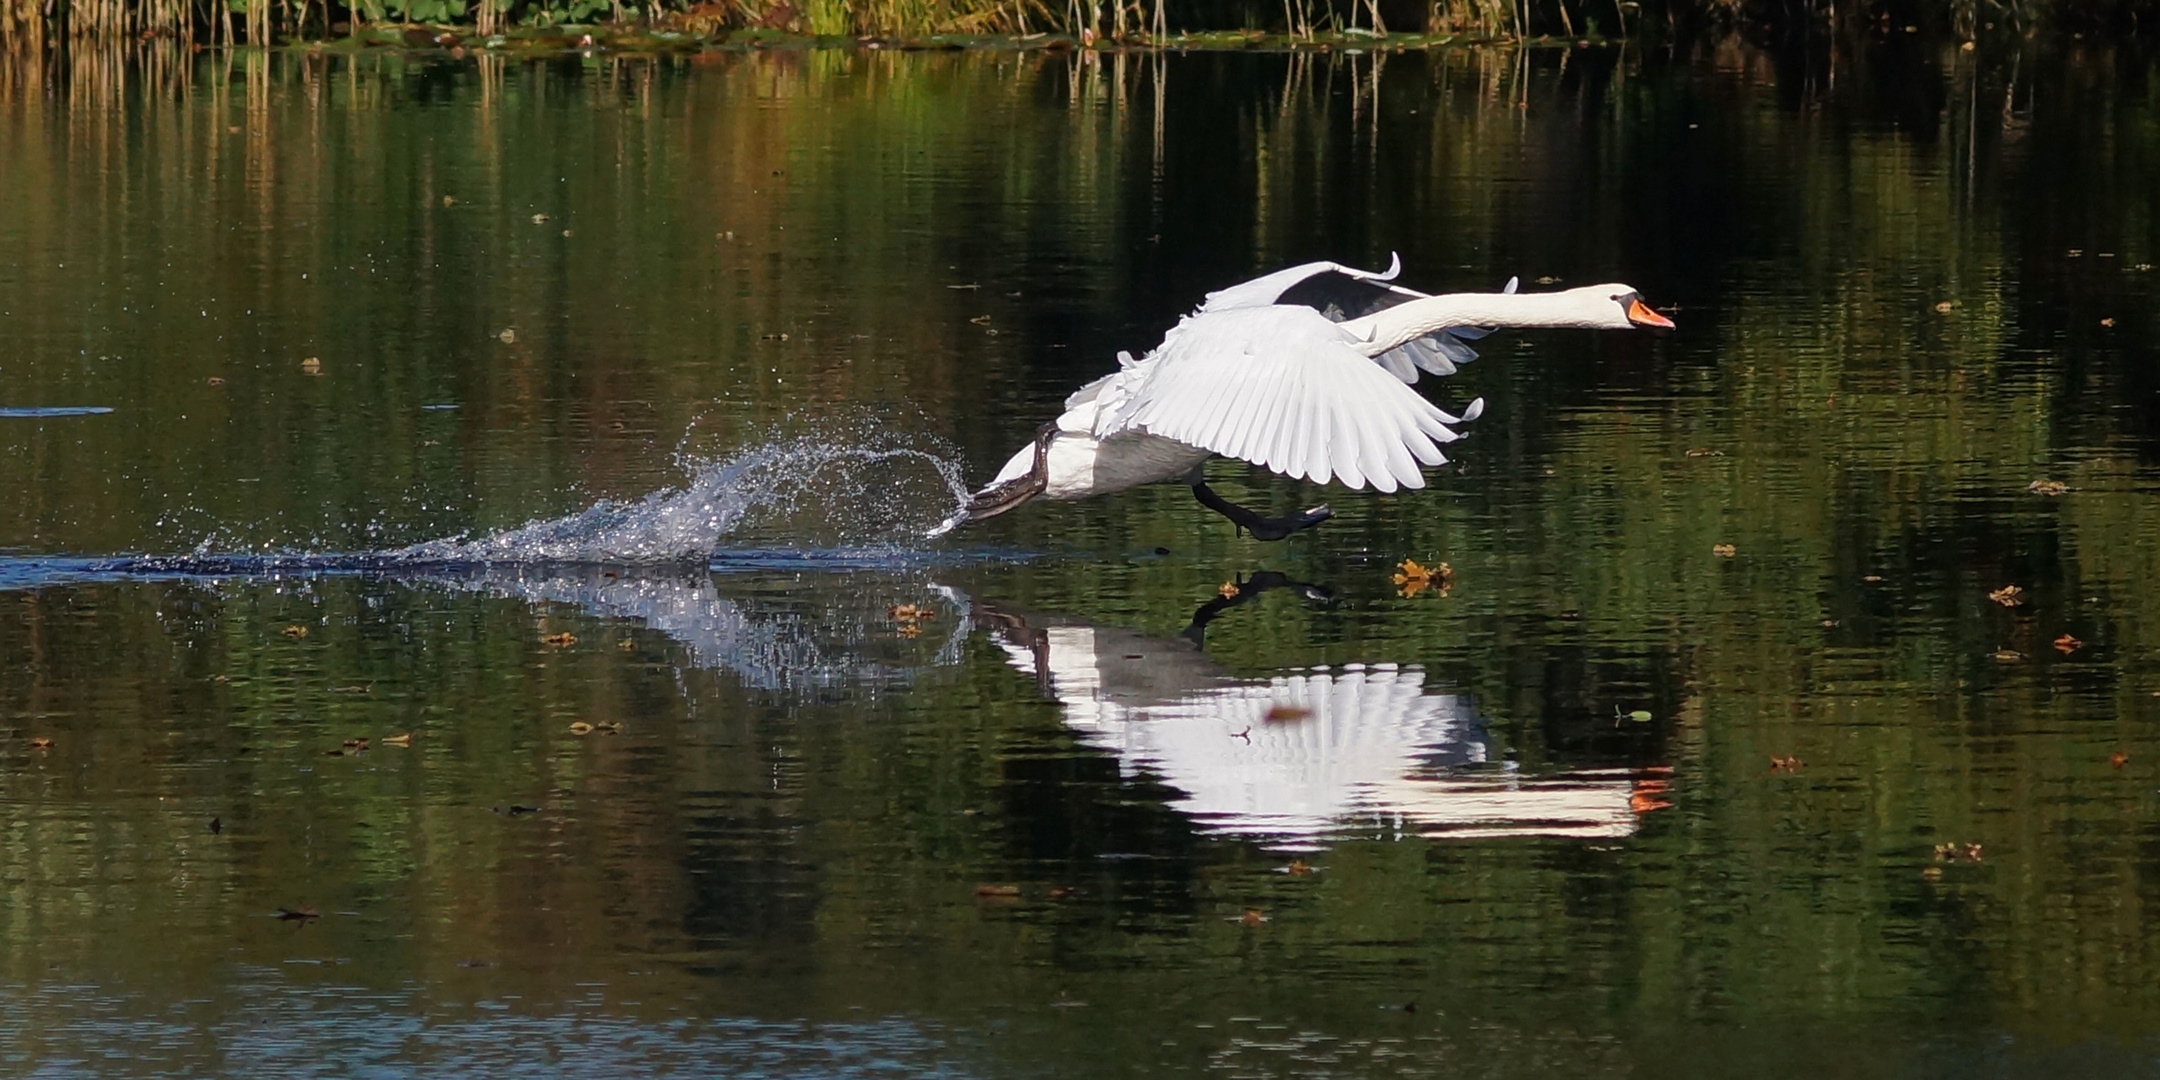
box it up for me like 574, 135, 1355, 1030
1189, 480, 1333, 541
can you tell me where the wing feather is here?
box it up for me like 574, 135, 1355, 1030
1100, 307, 1468, 491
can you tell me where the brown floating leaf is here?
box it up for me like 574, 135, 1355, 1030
1769, 755, 1803, 772
1992, 648, 2025, 663
382, 733, 412, 747
2100, 317, 2116, 327
1392, 559, 1452, 598
1921, 865, 1944, 882
207, 376, 226, 386
299, 357, 322, 376
274, 905, 320, 922
542, 631, 577, 647
2028, 479, 2067, 496
1683, 447, 1725, 458
974, 884, 1021, 899
1712, 543, 1736, 557
1283, 859, 1314, 877
1863, 574, 1884, 583
568, 721, 595, 736
1217, 581, 1240, 599
341, 738, 369, 750
531, 213, 550, 223
1264, 704, 1312, 723
2110, 751, 2130, 770
441, 194, 457, 207
2055, 633, 2083, 654
1932, 842, 1985, 863
617, 639, 635, 651
888, 604, 932, 623
1239, 908, 1270, 926
497, 328, 517, 344
30, 736, 53, 750
282, 624, 310, 638
1934, 300, 1955, 313
595, 721, 622, 734
1988, 585, 2025, 607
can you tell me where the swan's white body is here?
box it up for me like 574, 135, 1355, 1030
938, 258, 1670, 535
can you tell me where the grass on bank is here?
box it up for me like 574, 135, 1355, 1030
6, 0, 2154, 51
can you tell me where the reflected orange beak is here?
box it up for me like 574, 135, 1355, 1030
1627, 298, 1675, 330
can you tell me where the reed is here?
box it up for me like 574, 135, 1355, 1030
0, 0, 2153, 56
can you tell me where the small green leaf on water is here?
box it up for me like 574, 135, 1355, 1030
1627, 710, 1653, 723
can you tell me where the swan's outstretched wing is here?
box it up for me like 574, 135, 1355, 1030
1197, 257, 1511, 386
1198, 254, 1421, 316
1094, 307, 1465, 492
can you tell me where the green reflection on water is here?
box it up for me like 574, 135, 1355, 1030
4, 39, 2160, 1078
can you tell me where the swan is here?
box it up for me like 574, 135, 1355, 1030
930, 257, 1673, 539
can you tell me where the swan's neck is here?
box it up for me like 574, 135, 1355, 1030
1337, 290, 1616, 356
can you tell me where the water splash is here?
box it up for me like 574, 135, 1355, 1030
393, 432, 971, 565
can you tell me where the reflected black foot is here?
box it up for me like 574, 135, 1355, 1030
1190, 480, 1333, 541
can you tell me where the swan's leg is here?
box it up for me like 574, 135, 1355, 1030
955, 423, 1059, 525
1187, 472, 1333, 541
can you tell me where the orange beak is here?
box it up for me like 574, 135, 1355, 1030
1627, 298, 1675, 330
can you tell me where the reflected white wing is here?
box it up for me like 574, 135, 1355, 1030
989, 612, 1652, 844
1092, 306, 1464, 491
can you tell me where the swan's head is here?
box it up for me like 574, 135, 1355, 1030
1567, 284, 1675, 331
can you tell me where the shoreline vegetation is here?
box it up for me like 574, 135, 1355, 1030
2, 0, 2154, 55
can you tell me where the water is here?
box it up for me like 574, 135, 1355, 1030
4, 40, 2160, 1078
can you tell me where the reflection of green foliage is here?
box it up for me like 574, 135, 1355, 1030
2, 43, 2160, 1069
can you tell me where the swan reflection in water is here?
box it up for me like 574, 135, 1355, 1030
418, 564, 1666, 842
976, 573, 1667, 844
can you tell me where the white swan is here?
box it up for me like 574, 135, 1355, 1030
932, 257, 1673, 539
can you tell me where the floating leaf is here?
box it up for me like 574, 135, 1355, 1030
1239, 908, 1269, 926
2110, 751, 2129, 770
1392, 559, 1452, 598
974, 884, 1021, 899
1264, 703, 1312, 723
497, 328, 517, 344
1769, 755, 1803, 771
1934, 300, 1954, 313
2055, 633, 2083, 654
2028, 479, 2067, 496
382, 733, 412, 747
1282, 859, 1314, 877
568, 721, 595, 736
282, 624, 309, 638
542, 631, 577, 647
274, 905, 320, 922
531, 213, 550, 223
30, 736, 53, 750
1992, 648, 2025, 662
299, 357, 322, 375
1712, 543, 1736, 557
1988, 585, 2025, 607
1217, 581, 1240, 599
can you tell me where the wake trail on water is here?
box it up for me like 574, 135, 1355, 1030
393, 431, 974, 566
0, 427, 977, 588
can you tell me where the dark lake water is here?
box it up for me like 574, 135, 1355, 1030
4, 38, 2160, 1078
